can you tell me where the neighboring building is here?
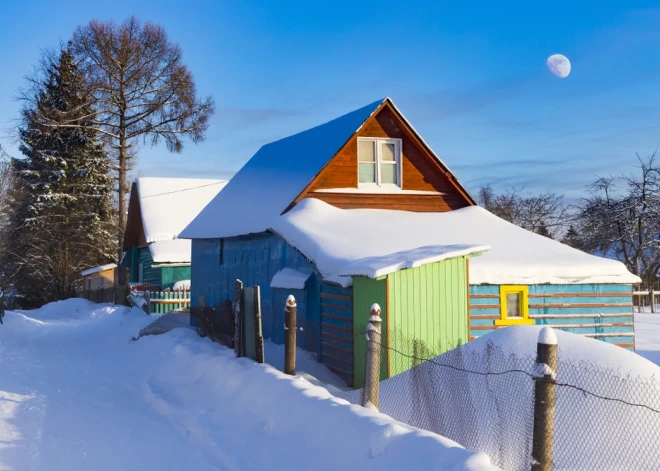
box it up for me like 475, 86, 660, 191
80, 263, 117, 291
121, 177, 227, 290
181, 97, 640, 386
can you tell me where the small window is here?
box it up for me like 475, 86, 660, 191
357, 138, 402, 188
495, 285, 533, 325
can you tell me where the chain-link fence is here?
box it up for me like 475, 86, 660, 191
334, 330, 660, 471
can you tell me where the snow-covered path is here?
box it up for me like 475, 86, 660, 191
0, 299, 495, 471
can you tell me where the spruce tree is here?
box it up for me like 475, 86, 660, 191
6, 45, 115, 307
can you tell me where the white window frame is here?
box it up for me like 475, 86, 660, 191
357, 137, 403, 189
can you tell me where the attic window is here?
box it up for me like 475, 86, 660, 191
358, 138, 402, 188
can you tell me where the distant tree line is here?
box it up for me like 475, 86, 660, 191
478, 152, 660, 285
0, 17, 213, 308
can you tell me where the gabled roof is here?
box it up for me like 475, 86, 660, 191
180, 98, 473, 239
137, 177, 228, 243
270, 199, 641, 286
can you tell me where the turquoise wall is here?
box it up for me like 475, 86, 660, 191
469, 284, 634, 349
137, 247, 161, 286
161, 266, 191, 290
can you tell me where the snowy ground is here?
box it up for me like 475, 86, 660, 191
0, 299, 496, 471
634, 308, 660, 365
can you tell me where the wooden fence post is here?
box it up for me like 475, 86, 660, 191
531, 327, 558, 471
284, 295, 297, 375
144, 290, 151, 315
235, 280, 244, 357
254, 286, 265, 364
363, 303, 382, 410
652, 287, 656, 313
198, 296, 207, 337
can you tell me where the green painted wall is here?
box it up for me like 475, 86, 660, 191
137, 247, 161, 286
352, 276, 388, 388
161, 266, 191, 290
388, 256, 469, 376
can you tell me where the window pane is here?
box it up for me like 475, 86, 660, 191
381, 142, 396, 162
358, 140, 375, 162
380, 163, 397, 184
506, 293, 522, 318
359, 163, 376, 183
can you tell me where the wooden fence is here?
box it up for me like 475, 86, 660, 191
632, 283, 660, 311
144, 290, 191, 314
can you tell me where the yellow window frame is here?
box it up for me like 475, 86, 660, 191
495, 285, 534, 325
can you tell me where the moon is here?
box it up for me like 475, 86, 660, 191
547, 54, 571, 78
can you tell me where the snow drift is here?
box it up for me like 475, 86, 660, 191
0, 299, 497, 471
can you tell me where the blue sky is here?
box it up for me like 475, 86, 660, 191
1, 1, 659, 199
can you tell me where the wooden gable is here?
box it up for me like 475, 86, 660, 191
290, 100, 475, 212
122, 182, 147, 250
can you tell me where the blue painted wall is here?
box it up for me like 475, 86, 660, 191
191, 233, 320, 351
469, 284, 634, 349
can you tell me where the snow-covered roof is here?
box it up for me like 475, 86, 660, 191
182, 98, 421, 240
137, 177, 228, 243
270, 268, 312, 290
81, 263, 117, 277
271, 199, 641, 286
148, 239, 192, 264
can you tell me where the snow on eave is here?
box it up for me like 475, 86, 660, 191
270, 199, 641, 287
270, 268, 312, 290
81, 263, 117, 277
339, 244, 490, 279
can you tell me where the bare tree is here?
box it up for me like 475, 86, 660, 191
478, 185, 570, 239
30, 17, 214, 260
577, 152, 660, 284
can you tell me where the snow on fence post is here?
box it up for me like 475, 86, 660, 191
363, 303, 382, 410
284, 295, 297, 375
531, 327, 558, 471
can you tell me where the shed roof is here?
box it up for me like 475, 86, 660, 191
81, 263, 117, 277
270, 198, 641, 287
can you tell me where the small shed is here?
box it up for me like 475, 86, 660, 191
121, 177, 227, 289
81, 263, 117, 291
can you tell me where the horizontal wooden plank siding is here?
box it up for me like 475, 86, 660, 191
319, 282, 354, 387
469, 284, 635, 350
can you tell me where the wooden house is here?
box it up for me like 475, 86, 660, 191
121, 177, 227, 290
180, 97, 640, 386
80, 263, 117, 291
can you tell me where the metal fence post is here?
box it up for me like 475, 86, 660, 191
363, 303, 382, 410
532, 327, 558, 471
284, 295, 297, 375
